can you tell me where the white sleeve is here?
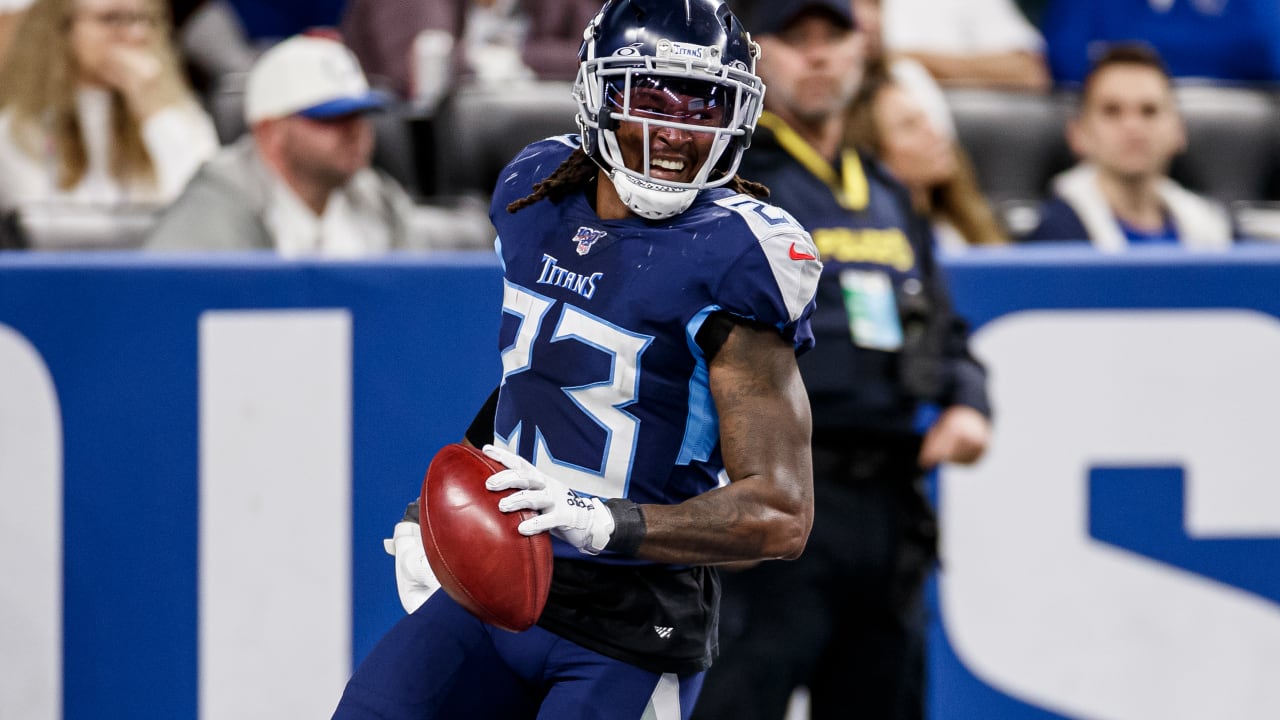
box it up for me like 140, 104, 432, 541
0, 112, 53, 208
969, 0, 1045, 53
884, 0, 1044, 54
712, 194, 821, 325
141, 101, 221, 202
0, 0, 33, 11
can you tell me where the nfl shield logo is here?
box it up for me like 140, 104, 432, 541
572, 227, 608, 256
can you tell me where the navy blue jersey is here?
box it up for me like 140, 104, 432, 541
489, 135, 820, 558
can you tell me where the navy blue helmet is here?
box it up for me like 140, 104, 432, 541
573, 0, 766, 219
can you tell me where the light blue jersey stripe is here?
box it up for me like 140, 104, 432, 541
676, 306, 721, 465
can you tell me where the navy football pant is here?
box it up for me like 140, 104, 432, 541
333, 591, 705, 719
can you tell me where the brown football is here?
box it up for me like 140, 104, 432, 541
419, 442, 553, 632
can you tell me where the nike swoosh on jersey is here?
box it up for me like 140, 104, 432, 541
788, 243, 817, 261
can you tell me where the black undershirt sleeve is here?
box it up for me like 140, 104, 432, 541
695, 311, 774, 362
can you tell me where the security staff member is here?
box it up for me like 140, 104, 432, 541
693, 1, 992, 718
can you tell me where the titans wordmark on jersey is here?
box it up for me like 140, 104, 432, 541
488, 136, 820, 557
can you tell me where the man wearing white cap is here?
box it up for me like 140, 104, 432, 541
146, 34, 417, 256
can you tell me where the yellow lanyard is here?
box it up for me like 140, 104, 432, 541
756, 111, 869, 212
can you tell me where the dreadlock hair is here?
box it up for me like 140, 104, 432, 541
506, 147, 771, 214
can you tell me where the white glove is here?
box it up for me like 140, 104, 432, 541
382, 520, 440, 614
482, 444, 615, 555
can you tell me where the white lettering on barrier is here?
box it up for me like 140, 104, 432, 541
198, 310, 352, 720
0, 325, 61, 720
941, 310, 1280, 719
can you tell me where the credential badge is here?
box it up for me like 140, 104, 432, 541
572, 226, 608, 256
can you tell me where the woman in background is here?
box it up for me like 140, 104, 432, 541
0, 0, 217, 209
0, 0, 32, 68
847, 76, 1009, 250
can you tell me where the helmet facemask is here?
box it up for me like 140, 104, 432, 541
574, 37, 765, 219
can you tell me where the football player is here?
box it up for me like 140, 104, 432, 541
332, 1, 823, 718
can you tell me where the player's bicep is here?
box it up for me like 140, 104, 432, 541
708, 321, 813, 521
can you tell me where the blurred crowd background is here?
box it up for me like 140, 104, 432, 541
0, 0, 1276, 253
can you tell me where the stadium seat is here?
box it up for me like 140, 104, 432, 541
1171, 85, 1280, 203
1231, 201, 1280, 242
429, 81, 578, 198
953, 85, 1280, 209
18, 202, 162, 250
405, 196, 496, 251
946, 89, 1074, 204
370, 107, 422, 197
208, 71, 250, 144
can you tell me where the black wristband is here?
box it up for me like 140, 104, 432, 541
603, 498, 646, 556
401, 500, 420, 524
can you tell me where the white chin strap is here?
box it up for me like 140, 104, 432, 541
608, 169, 699, 220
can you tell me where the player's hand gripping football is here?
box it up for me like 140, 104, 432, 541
483, 444, 615, 555
383, 518, 440, 613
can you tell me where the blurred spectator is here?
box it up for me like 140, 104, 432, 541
853, 0, 955, 140
848, 76, 1010, 251
854, 0, 1007, 249
0, 0, 218, 209
1022, 45, 1233, 249
341, 0, 543, 107
462, 0, 533, 84
520, 0, 602, 81
882, 0, 1050, 92
1041, 0, 1280, 86
146, 35, 419, 255
341, 0, 458, 101
0, 0, 32, 68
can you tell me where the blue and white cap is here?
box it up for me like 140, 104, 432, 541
244, 35, 388, 124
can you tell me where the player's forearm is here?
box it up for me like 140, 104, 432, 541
632, 473, 812, 564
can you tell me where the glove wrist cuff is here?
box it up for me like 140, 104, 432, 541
602, 498, 646, 557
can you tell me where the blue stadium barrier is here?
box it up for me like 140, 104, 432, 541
1, 246, 1277, 720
